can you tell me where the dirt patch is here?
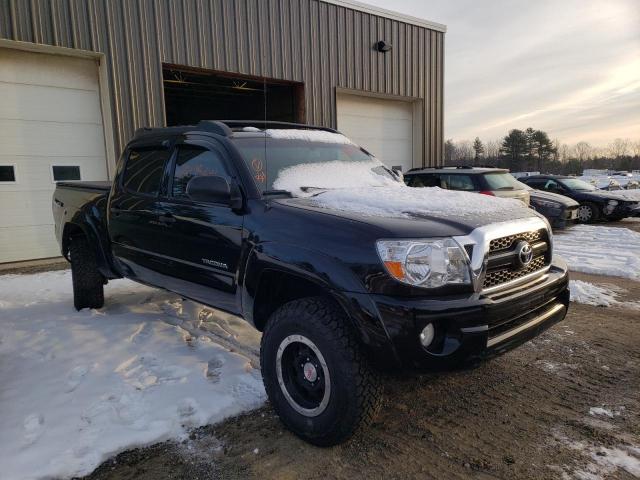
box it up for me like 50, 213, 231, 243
83, 276, 640, 480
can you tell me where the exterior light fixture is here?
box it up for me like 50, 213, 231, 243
375, 40, 392, 52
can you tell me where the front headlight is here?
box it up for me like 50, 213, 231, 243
608, 200, 619, 206
376, 238, 471, 288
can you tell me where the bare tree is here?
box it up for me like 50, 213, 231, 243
485, 140, 501, 160
631, 140, 640, 157
608, 138, 631, 158
574, 141, 592, 162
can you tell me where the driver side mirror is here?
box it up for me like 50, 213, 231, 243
186, 175, 243, 210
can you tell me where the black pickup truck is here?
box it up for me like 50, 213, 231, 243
53, 120, 570, 446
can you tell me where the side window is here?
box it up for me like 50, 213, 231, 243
440, 174, 475, 191
526, 179, 546, 189
544, 179, 559, 191
409, 174, 439, 188
171, 146, 230, 199
123, 148, 170, 195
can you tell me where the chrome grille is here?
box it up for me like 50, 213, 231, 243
483, 256, 546, 289
489, 229, 543, 253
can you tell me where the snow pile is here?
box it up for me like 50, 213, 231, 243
569, 280, 640, 309
273, 160, 528, 219
554, 225, 640, 279
0, 271, 264, 480
308, 186, 528, 219
265, 128, 353, 144
588, 406, 624, 418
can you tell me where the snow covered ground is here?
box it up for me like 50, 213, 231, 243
0, 271, 264, 480
554, 225, 640, 279
569, 280, 640, 309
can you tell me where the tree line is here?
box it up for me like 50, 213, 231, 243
444, 129, 640, 174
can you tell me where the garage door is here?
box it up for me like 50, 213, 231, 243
336, 93, 414, 172
0, 48, 109, 263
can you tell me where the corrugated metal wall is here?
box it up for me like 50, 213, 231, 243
0, 0, 444, 166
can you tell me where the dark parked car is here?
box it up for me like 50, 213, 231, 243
404, 166, 530, 204
519, 175, 640, 223
526, 187, 579, 229
404, 166, 579, 228
53, 121, 569, 446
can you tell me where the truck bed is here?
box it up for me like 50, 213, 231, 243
55, 181, 112, 192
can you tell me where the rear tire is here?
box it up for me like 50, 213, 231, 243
260, 297, 382, 446
576, 202, 600, 223
70, 236, 105, 310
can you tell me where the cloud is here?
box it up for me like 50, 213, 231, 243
362, 0, 640, 146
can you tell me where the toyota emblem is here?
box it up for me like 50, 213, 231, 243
516, 241, 533, 267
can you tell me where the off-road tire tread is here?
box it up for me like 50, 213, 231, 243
70, 236, 104, 310
261, 296, 382, 446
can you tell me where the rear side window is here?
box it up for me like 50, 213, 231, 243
523, 179, 547, 189
439, 174, 475, 191
407, 174, 439, 188
122, 148, 171, 195
483, 172, 520, 190
171, 146, 230, 198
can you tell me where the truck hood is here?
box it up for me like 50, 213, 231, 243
273, 186, 540, 238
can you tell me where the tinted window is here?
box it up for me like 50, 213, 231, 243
52, 165, 81, 181
407, 174, 439, 188
123, 148, 170, 195
172, 146, 230, 198
558, 178, 596, 191
439, 174, 475, 191
523, 179, 547, 189
0, 165, 16, 182
232, 137, 397, 192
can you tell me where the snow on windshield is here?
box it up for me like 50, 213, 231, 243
273, 160, 527, 218
272, 159, 399, 196
265, 128, 354, 144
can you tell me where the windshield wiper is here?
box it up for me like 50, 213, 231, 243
262, 189, 292, 197
300, 186, 330, 193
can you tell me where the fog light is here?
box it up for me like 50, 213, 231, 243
419, 323, 435, 348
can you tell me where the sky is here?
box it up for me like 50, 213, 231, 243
363, 0, 640, 147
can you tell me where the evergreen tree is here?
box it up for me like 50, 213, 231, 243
500, 129, 527, 170
473, 137, 484, 163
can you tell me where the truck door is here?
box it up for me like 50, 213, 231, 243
109, 144, 173, 283
151, 140, 244, 314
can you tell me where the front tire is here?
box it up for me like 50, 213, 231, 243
260, 297, 382, 446
69, 236, 105, 310
576, 202, 600, 223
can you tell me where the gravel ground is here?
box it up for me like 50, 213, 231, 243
81, 281, 640, 479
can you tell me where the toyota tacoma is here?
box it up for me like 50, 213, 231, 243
53, 121, 570, 446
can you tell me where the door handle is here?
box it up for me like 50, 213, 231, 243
158, 213, 176, 224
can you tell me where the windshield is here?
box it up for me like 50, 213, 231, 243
232, 131, 401, 195
483, 172, 522, 190
559, 178, 597, 191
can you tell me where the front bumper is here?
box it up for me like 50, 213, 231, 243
351, 257, 569, 371
606, 202, 640, 219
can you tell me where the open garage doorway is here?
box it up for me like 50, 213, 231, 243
163, 66, 305, 126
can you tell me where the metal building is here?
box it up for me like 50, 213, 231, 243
0, 0, 445, 263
